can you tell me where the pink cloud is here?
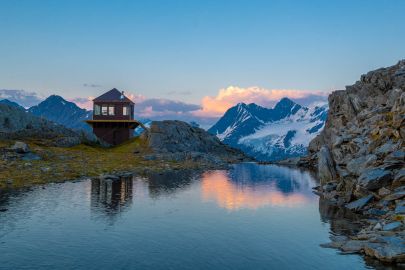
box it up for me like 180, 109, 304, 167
193, 86, 329, 117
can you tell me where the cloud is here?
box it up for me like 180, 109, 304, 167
69, 96, 95, 110
193, 86, 329, 117
166, 90, 192, 95
83, 83, 102, 88
135, 98, 200, 113
0, 89, 44, 108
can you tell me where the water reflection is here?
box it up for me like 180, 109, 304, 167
146, 170, 200, 198
201, 164, 318, 210
90, 176, 133, 219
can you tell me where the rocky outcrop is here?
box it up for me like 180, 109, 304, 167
306, 60, 405, 263
0, 103, 82, 147
140, 120, 252, 165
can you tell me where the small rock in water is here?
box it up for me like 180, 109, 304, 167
323, 182, 337, 192
382, 222, 402, 231
340, 240, 366, 253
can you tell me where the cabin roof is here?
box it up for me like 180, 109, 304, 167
93, 88, 134, 104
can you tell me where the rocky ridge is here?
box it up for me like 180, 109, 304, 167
141, 120, 252, 166
0, 103, 82, 147
304, 60, 405, 263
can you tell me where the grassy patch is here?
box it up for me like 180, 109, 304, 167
0, 137, 201, 189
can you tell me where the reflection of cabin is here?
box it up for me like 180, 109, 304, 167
86, 88, 142, 145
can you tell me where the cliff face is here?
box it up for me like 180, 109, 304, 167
307, 60, 405, 263
309, 60, 404, 189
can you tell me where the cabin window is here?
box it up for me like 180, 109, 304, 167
101, 105, 108, 115
123, 106, 129, 116
94, 105, 101, 115
109, 106, 115, 115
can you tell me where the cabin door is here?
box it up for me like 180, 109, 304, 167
113, 130, 118, 145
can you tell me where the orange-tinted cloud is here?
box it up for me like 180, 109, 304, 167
193, 86, 329, 117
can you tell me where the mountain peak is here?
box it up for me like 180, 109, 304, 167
275, 97, 295, 108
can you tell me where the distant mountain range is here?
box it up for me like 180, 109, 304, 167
28, 95, 93, 132
1, 95, 152, 135
208, 98, 328, 161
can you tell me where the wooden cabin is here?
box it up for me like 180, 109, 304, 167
86, 88, 141, 145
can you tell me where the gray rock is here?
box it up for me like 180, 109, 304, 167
383, 191, 405, 201
377, 187, 391, 197
0, 103, 82, 147
317, 146, 338, 185
346, 154, 377, 176
384, 150, 405, 161
393, 169, 405, 187
11, 141, 30, 153
21, 153, 41, 161
340, 240, 366, 253
346, 194, 374, 211
394, 205, 405, 214
141, 120, 250, 164
364, 236, 405, 263
358, 168, 393, 190
367, 208, 388, 216
375, 140, 400, 156
40, 167, 51, 173
323, 182, 337, 192
382, 222, 402, 231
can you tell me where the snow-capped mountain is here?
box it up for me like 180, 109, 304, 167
208, 98, 328, 161
28, 95, 92, 132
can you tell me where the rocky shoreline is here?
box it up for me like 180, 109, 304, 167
299, 60, 405, 264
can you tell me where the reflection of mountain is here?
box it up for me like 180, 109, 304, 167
201, 164, 318, 210
146, 170, 200, 198
90, 176, 133, 218
228, 163, 316, 194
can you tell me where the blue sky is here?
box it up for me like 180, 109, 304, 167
0, 0, 404, 119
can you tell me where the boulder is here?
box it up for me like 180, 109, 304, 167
357, 168, 393, 190
141, 120, 251, 164
11, 141, 30, 153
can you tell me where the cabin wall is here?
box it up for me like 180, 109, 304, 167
92, 122, 134, 145
93, 102, 134, 121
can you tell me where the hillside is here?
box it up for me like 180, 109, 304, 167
0, 103, 81, 146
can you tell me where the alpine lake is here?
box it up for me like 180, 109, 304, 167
0, 163, 399, 269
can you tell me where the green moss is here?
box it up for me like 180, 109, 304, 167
0, 137, 202, 189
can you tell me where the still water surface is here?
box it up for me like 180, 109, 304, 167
0, 163, 383, 269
